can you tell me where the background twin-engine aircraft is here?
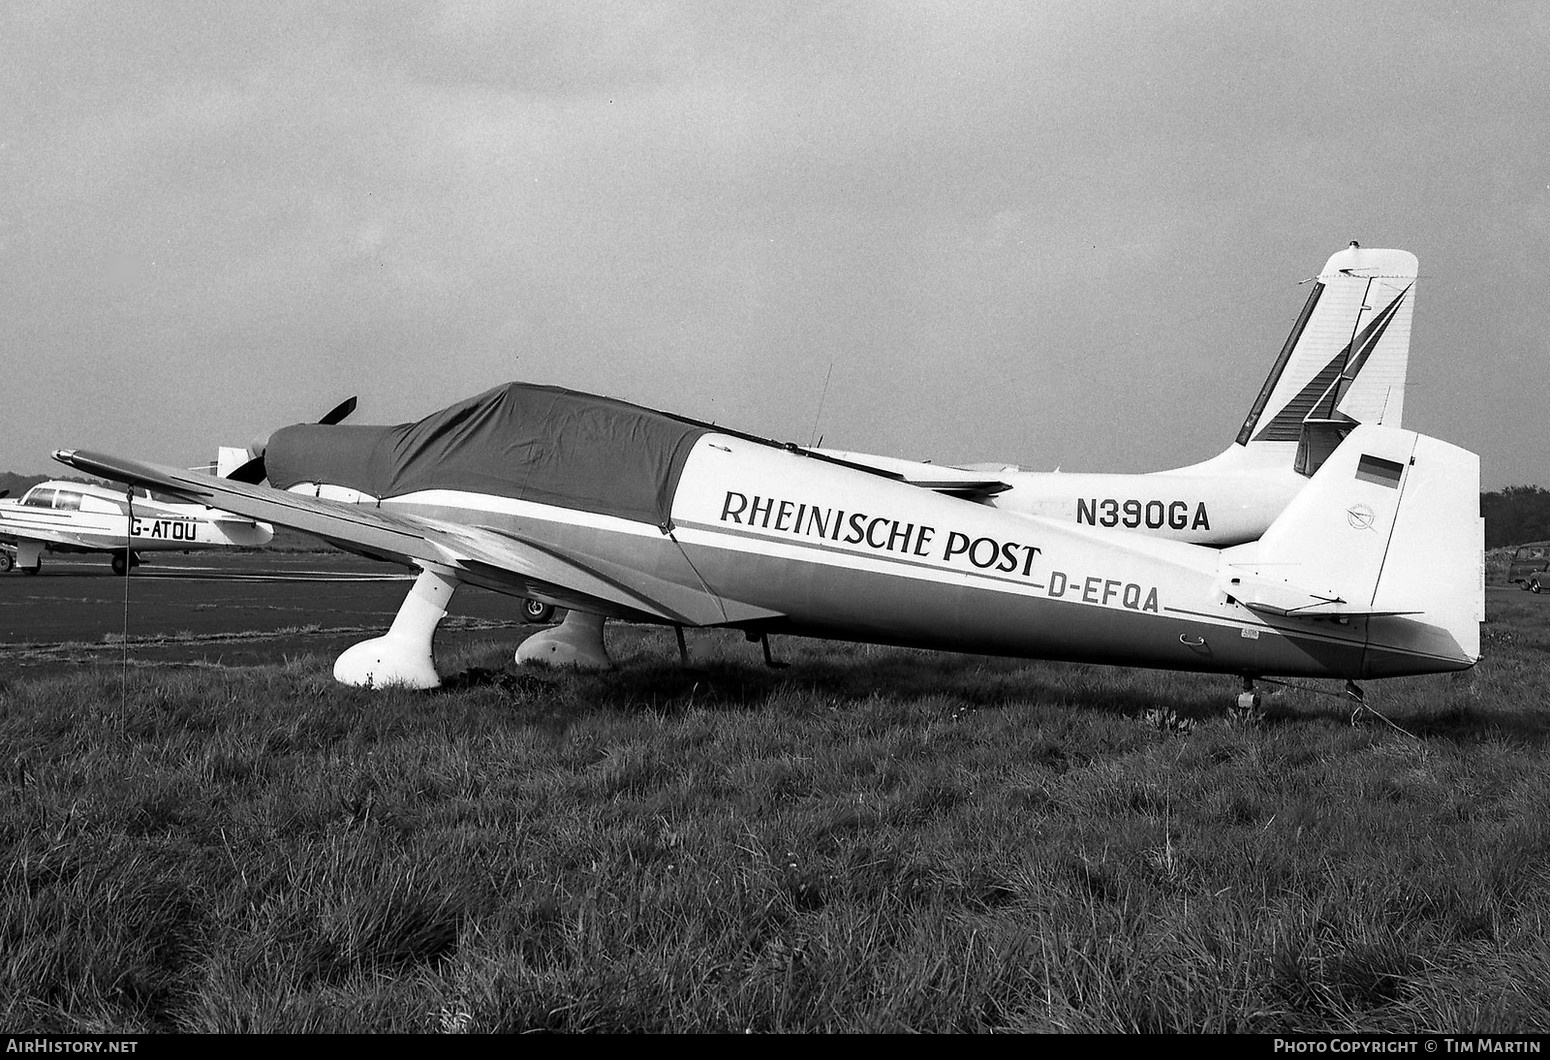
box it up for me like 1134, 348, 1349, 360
0, 401, 359, 575
818, 242, 1420, 547
53, 243, 1481, 707
0, 479, 273, 574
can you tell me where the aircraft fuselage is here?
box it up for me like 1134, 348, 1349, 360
0, 488, 272, 560
353, 432, 1471, 682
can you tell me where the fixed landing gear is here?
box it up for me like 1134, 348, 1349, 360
332, 565, 613, 688
334, 565, 459, 689
0, 551, 11, 574
1236, 676, 1262, 712
522, 598, 557, 623
1226, 677, 1268, 727
516, 609, 612, 670
745, 630, 788, 669
1235, 676, 1377, 727
110, 550, 140, 576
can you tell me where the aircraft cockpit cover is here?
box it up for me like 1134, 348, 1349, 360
263, 383, 710, 528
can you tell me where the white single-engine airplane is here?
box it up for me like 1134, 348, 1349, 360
820, 242, 1420, 546
56, 375, 1481, 709
0, 397, 358, 575
0, 479, 274, 575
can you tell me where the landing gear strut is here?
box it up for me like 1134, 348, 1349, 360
742, 629, 788, 669
334, 564, 458, 689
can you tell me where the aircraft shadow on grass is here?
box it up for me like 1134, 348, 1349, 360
435, 637, 1544, 745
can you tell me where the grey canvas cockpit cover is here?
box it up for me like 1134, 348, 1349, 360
263, 383, 711, 528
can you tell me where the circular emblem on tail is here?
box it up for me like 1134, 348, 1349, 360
1346, 503, 1376, 530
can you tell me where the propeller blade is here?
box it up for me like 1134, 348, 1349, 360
226, 455, 268, 484
221, 396, 354, 483
318, 396, 357, 426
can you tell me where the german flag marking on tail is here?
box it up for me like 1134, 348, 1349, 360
1355, 454, 1404, 488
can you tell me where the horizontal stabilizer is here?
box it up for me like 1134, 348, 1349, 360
1218, 570, 1420, 618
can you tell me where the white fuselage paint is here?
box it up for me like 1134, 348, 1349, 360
344, 433, 1472, 682
0, 486, 272, 556
821, 442, 1308, 547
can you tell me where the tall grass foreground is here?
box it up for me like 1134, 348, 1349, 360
2, 594, 1548, 1033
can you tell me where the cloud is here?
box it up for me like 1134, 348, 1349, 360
0, 2, 1546, 487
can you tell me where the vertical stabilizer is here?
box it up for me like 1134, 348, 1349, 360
216, 446, 251, 479
1221, 423, 1480, 675
1233, 244, 1418, 468
1365, 432, 1483, 666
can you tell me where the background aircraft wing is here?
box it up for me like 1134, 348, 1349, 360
810, 448, 1010, 499
52, 449, 732, 625
0, 520, 104, 550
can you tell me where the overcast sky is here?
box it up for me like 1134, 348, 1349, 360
3, 1, 1547, 489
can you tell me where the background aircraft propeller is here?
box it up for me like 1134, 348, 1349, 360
226, 396, 357, 484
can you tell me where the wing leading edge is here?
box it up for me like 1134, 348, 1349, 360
51, 448, 757, 626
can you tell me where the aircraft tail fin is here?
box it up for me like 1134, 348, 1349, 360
1221, 423, 1482, 673
1230, 243, 1418, 475
216, 446, 252, 479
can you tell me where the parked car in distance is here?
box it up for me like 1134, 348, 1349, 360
1508, 541, 1550, 592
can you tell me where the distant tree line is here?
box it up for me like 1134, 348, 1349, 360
0, 471, 47, 499
1, 471, 135, 498
1482, 485, 1550, 548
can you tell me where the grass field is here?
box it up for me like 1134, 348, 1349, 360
2, 593, 1548, 1033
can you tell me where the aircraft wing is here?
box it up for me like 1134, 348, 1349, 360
51, 449, 726, 625
0, 519, 95, 550
810, 448, 1011, 499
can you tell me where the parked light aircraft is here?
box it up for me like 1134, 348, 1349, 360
819, 242, 1420, 546
0, 400, 360, 575
0, 479, 274, 575
56, 374, 1482, 710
